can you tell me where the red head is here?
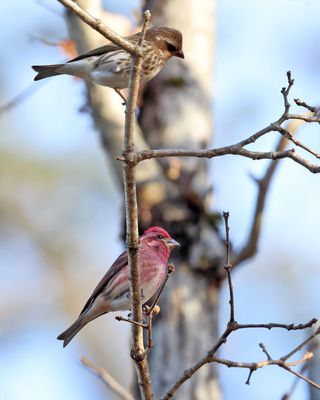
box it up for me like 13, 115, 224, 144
141, 226, 180, 259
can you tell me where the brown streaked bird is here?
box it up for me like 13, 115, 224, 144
32, 27, 184, 98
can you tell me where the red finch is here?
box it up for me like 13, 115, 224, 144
32, 27, 184, 97
57, 226, 179, 347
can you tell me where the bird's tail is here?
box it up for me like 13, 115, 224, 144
32, 64, 64, 81
57, 315, 87, 348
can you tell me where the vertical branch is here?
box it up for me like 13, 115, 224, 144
122, 10, 153, 400
223, 211, 235, 323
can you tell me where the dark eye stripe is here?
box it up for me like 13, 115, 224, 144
167, 43, 177, 52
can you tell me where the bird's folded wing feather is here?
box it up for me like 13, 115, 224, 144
79, 250, 128, 316
68, 43, 120, 62
67, 31, 142, 63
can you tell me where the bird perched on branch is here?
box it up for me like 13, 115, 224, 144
32, 27, 184, 100
57, 226, 180, 347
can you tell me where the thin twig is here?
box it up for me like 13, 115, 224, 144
146, 263, 175, 315
281, 340, 319, 400
281, 365, 308, 400
281, 327, 320, 362
275, 126, 320, 159
281, 363, 320, 390
281, 71, 294, 115
115, 315, 147, 329
294, 98, 318, 113
236, 319, 317, 331
137, 265, 174, 361
223, 212, 235, 323
209, 352, 319, 390
81, 357, 134, 400
0, 83, 44, 116
259, 342, 272, 361
138, 306, 160, 361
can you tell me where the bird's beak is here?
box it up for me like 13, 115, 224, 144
174, 50, 185, 59
165, 238, 180, 249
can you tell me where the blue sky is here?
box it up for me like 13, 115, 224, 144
1, 0, 320, 399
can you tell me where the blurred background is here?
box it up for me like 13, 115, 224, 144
1, 0, 320, 399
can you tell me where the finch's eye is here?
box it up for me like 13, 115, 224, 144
157, 234, 164, 240
166, 42, 178, 53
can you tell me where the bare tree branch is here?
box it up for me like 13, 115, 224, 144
161, 214, 319, 399
133, 72, 320, 174
275, 125, 320, 159
236, 320, 317, 331
81, 357, 134, 400
208, 350, 318, 390
0, 83, 44, 116
120, 10, 153, 400
57, 0, 141, 55
223, 212, 235, 322
134, 145, 320, 173
294, 98, 319, 113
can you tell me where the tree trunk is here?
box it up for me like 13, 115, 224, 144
136, 1, 224, 398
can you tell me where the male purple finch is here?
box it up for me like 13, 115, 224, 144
57, 226, 179, 347
32, 27, 184, 97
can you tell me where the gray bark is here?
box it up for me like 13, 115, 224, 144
137, 1, 224, 398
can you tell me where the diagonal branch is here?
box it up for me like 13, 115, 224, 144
275, 126, 320, 159
57, 0, 141, 55
81, 357, 134, 400
0, 83, 44, 116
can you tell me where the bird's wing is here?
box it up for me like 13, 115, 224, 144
67, 31, 142, 63
79, 250, 128, 316
68, 43, 120, 62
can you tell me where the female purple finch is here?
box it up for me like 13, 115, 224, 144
57, 226, 179, 347
32, 27, 184, 96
